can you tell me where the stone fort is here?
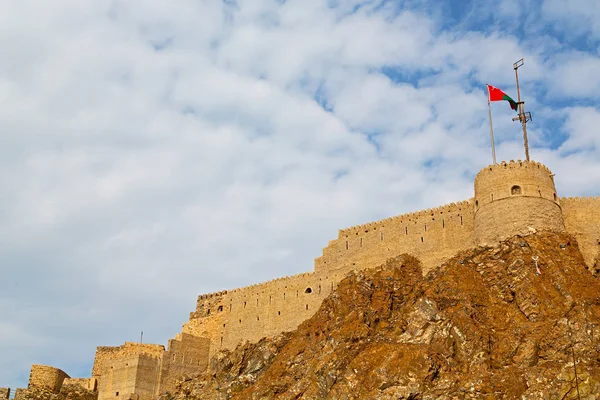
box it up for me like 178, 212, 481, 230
4, 159, 600, 400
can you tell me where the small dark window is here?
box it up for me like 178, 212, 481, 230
554, 193, 557, 201
243, 301, 246, 308
511, 185, 522, 195
475, 200, 479, 208
305, 287, 312, 293
217, 306, 223, 312
421, 236, 424, 243
345, 240, 348, 250
206, 309, 210, 315
306, 304, 309, 310
116, 392, 119, 396
278, 311, 281, 315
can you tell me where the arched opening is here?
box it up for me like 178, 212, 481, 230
305, 287, 312, 294
217, 306, 223, 312
511, 185, 522, 195
475, 200, 479, 208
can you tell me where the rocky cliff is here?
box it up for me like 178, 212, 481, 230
160, 232, 600, 399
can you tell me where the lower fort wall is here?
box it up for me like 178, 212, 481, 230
561, 197, 600, 268
92, 343, 165, 378
0, 388, 9, 399
96, 354, 160, 400
157, 334, 211, 394
183, 270, 337, 357
63, 378, 98, 391
13, 388, 26, 400
28, 364, 70, 393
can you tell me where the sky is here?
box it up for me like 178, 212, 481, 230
1, 0, 600, 389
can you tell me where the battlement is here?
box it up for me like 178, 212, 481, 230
339, 200, 473, 236
197, 290, 228, 300
561, 196, 600, 202
477, 159, 553, 175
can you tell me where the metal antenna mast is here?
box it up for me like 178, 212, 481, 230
512, 58, 533, 161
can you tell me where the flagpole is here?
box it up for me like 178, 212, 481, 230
513, 59, 530, 161
487, 87, 497, 165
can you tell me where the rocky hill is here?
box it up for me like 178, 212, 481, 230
160, 232, 600, 399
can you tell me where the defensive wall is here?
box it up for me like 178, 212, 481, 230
63, 378, 98, 391
181, 160, 600, 362
1, 365, 98, 400
157, 334, 211, 393
92, 335, 211, 400
561, 196, 600, 268
28, 364, 70, 393
93, 343, 164, 400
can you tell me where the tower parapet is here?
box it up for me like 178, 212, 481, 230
474, 160, 565, 245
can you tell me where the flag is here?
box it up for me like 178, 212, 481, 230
487, 84, 518, 112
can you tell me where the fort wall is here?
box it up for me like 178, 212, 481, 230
315, 200, 475, 276
0, 388, 9, 399
182, 269, 337, 357
157, 334, 211, 394
13, 388, 26, 400
95, 354, 160, 400
561, 196, 600, 268
63, 377, 98, 391
28, 364, 70, 393
92, 343, 165, 378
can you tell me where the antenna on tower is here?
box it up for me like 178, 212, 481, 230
512, 58, 533, 161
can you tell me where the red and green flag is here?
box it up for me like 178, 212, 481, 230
487, 84, 518, 112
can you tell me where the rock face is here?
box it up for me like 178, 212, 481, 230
161, 232, 600, 399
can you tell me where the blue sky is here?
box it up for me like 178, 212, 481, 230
1, 0, 600, 389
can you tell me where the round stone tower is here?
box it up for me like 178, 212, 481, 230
474, 160, 565, 245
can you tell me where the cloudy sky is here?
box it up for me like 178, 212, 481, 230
1, 0, 600, 389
